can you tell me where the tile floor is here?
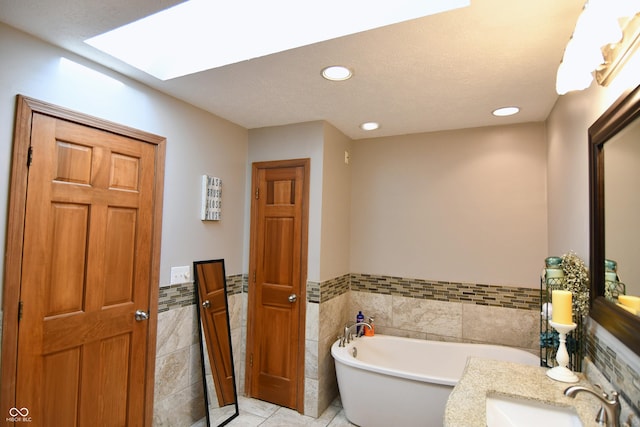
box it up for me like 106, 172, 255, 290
194, 395, 356, 427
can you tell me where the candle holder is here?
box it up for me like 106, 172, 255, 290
546, 320, 579, 383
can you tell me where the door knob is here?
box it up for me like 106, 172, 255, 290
135, 310, 149, 321
202, 300, 211, 308
288, 294, 297, 303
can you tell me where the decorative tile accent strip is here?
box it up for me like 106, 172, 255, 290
159, 275, 245, 312
306, 274, 350, 303
320, 274, 350, 303
200, 271, 539, 309
227, 274, 244, 296
307, 281, 320, 303
242, 274, 249, 293
586, 331, 640, 412
158, 282, 196, 313
349, 273, 540, 310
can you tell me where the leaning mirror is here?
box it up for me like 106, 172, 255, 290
589, 83, 640, 356
193, 259, 239, 426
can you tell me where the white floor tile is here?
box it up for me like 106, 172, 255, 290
237, 395, 280, 418
193, 396, 356, 427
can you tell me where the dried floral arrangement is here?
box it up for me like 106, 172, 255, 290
540, 251, 589, 370
561, 251, 590, 317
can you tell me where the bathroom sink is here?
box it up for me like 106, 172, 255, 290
486, 395, 582, 427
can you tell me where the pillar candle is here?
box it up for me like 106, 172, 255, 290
552, 290, 573, 324
618, 295, 640, 311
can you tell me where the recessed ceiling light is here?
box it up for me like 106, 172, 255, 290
84, 0, 470, 80
492, 106, 520, 117
321, 66, 353, 81
360, 122, 380, 131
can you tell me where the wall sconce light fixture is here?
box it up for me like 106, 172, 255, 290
556, 1, 640, 95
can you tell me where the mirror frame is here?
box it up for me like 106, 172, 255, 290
589, 83, 640, 357
193, 259, 239, 427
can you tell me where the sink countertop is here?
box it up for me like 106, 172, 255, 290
444, 357, 604, 427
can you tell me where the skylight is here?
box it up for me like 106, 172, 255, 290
85, 0, 469, 80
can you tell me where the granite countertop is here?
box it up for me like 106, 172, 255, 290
444, 357, 604, 427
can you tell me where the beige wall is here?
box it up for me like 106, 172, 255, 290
246, 121, 325, 281
546, 50, 640, 259
246, 121, 353, 283
320, 123, 353, 280
0, 24, 249, 293
350, 123, 548, 287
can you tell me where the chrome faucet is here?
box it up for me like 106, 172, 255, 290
564, 385, 621, 427
338, 322, 372, 347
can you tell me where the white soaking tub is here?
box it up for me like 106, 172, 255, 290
331, 334, 539, 427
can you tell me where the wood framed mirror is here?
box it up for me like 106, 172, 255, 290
589, 83, 640, 356
193, 259, 239, 426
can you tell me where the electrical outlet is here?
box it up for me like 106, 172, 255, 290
170, 265, 191, 284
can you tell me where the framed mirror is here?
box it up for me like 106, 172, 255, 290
193, 259, 239, 426
589, 83, 640, 356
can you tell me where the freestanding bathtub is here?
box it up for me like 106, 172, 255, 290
331, 334, 539, 427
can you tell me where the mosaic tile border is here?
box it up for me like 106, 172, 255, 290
313, 273, 540, 310
159, 274, 245, 312
158, 283, 196, 313
161, 272, 541, 310
586, 329, 640, 413
349, 273, 540, 310
307, 281, 320, 303
308, 274, 349, 304
227, 274, 244, 296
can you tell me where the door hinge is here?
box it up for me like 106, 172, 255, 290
252, 271, 256, 283
255, 186, 259, 199
250, 353, 253, 367
27, 146, 33, 167
18, 301, 23, 321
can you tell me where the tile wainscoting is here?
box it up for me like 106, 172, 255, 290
348, 273, 540, 310
585, 319, 640, 416
153, 304, 204, 426
158, 275, 243, 313
153, 273, 640, 423
154, 276, 244, 427
317, 273, 540, 350
0, 279, 633, 422
306, 273, 542, 418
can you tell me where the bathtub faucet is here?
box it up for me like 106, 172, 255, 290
340, 322, 372, 346
564, 385, 620, 427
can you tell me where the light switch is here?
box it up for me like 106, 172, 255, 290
170, 265, 191, 284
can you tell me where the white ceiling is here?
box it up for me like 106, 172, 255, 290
0, 0, 585, 139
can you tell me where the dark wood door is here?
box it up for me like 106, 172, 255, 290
1, 97, 165, 427
246, 159, 309, 410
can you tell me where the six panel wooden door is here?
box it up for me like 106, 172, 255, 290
15, 112, 158, 426
246, 160, 309, 410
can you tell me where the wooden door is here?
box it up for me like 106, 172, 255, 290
195, 260, 236, 406
1, 97, 165, 427
245, 159, 309, 410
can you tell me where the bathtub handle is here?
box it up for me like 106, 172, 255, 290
288, 293, 297, 303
